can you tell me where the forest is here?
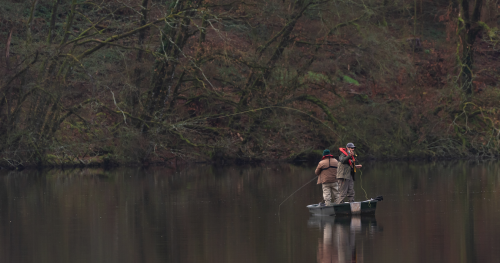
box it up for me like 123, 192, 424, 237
0, 0, 499, 168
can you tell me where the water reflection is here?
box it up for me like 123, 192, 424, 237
308, 216, 379, 263
0, 160, 499, 263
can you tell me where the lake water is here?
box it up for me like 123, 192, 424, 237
0, 160, 499, 263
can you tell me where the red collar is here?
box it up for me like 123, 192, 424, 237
322, 154, 335, 160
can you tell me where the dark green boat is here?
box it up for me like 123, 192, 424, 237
306, 196, 383, 216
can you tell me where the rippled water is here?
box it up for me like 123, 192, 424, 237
1, 160, 499, 263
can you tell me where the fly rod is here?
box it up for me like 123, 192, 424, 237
278, 175, 318, 217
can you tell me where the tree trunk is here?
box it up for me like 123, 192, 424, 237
26, 0, 38, 44
60, 0, 77, 45
459, 0, 484, 95
132, 0, 149, 113
47, 0, 61, 44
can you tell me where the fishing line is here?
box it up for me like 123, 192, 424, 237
278, 175, 318, 218
336, 158, 370, 205
359, 169, 369, 201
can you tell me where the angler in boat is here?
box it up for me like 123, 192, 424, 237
335, 143, 362, 204
314, 149, 339, 206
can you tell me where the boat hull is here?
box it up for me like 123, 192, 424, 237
307, 199, 379, 216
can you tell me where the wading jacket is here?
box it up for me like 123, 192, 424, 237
337, 149, 356, 181
315, 156, 338, 184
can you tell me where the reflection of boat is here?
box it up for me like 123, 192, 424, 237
307, 215, 377, 231
306, 197, 383, 216
309, 216, 378, 263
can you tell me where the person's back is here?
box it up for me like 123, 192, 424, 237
315, 149, 339, 206
315, 157, 338, 184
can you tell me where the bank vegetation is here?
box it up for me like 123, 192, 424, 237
1, 0, 500, 168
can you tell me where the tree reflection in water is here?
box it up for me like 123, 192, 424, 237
308, 216, 379, 263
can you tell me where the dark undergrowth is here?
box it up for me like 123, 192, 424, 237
1, 0, 499, 169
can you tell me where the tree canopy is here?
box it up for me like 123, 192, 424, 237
1, 0, 499, 168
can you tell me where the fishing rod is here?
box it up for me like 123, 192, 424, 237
278, 153, 338, 217
278, 174, 318, 217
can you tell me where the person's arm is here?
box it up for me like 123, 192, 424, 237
315, 161, 324, 175
339, 154, 350, 164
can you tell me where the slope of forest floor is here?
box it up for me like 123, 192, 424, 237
1, 0, 499, 169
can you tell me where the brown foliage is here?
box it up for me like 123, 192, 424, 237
0, 0, 499, 168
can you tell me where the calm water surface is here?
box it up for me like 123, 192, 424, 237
1, 161, 499, 263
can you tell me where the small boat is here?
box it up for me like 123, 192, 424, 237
307, 196, 383, 216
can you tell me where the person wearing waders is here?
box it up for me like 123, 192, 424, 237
315, 149, 339, 206
336, 143, 362, 203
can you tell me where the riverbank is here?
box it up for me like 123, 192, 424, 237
1, 146, 497, 171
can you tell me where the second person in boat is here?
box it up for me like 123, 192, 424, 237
336, 143, 362, 203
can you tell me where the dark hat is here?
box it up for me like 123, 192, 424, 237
323, 149, 331, 156
346, 143, 356, 148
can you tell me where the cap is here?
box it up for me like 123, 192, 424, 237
346, 143, 356, 148
323, 149, 330, 156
